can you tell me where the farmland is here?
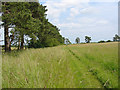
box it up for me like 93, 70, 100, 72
2, 42, 118, 88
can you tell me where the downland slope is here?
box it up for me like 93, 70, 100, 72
2, 42, 118, 88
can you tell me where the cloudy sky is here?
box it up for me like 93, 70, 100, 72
39, 0, 118, 43
0, 0, 119, 45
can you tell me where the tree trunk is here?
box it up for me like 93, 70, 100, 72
9, 42, 11, 51
20, 35, 24, 49
18, 37, 20, 50
9, 34, 14, 51
4, 25, 10, 52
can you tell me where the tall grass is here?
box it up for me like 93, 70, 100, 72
2, 46, 75, 88
0, 47, 2, 89
68, 42, 118, 88
2, 42, 118, 88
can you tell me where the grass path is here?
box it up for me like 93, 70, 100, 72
65, 47, 103, 88
66, 43, 118, 88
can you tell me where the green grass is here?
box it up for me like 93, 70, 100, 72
0, 47, 2, 89
2, 42, 118, 88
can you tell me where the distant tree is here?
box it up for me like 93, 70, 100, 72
85, 36, 91, 43
106, 40, 112, 42
113, 34, 120, 42
65, 38, 71, 45
75, 37, 80, 44
98, 40, 105, 43
113, 37, 116, 42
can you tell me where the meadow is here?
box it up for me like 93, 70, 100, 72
2, 42, 118, 88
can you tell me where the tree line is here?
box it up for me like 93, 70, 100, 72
1, 2, 64, 52
65, 34, 120, 45
75, 36, 91, 44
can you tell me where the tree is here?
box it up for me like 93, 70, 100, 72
113, 34, 120, 42
75, 37, 80, 44
10, 2, 38, 50
106, 40, 112, 42
85, 36, 91, 43
98, 40, 105, 43
28, 22, 64, 48
2, 2, 48, 51
65, 38, 71, 45
2, 2, 64, 51
2, 2, 12, 52
2, 2, 32, 51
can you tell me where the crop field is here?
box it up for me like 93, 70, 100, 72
2, 42, 118, 88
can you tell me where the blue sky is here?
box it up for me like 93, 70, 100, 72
0, 0, 119, 45
39, 0, 118, 43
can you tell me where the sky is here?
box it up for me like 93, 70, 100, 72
39, 0, 118, 43
0, 0, 119, 45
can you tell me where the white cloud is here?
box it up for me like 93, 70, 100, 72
96, 20, 109, 24
70, 8, 80, 17
90, 0, 119, 2
44, 0, 90, 22
60, 0, 90, 6
42, 0, 117, 43
44, 2, 65, 19
80, 7, 99, 14
78, 17, 96, 23
58, 18, 109, 30
58, 23, 82, 29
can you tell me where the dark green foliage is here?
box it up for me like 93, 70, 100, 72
28, 21, 64, 48
113, 34, 120, 42
98, 40, 112, 43
98, 40, 105, 43
28, 35, 63, 48
65, 38, 71, 45
85, 36, 91, 43
75, 37, 80, 44
2, 2, 64, 51
106, 40, 112, 42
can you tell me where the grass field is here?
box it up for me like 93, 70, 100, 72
2, 42, 118, 88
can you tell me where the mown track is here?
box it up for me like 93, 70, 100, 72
67, 47, 109, 88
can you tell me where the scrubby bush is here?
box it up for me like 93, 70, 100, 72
98, 40, 105, 43
106, 40, 112, 42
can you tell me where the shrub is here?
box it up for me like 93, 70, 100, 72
98, 40, 105, 43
